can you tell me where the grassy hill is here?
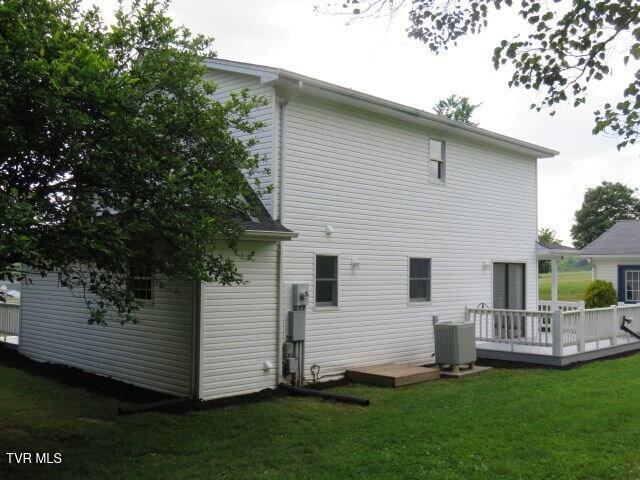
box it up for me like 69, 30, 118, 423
538, 270, 592, 301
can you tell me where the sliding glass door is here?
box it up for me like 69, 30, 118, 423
493, 263, 526, 338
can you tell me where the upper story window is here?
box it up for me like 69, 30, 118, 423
429, 139, 446, 183
132, 278, 153, 301
409, 258, 431, 302
316, 255, 338, 306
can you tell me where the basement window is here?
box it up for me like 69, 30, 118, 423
429, 139, 446, 183
409, 258, 431, 302
316, 255, 338, 306
132, 278, 153, 301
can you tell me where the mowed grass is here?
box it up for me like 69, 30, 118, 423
4, 355, 640, 479
539, 270, 592, 301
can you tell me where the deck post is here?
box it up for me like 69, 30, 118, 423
551, 258, 559, 310
577, 307, 586, 353
611, 305, 619, 346
552, 309, 563, 357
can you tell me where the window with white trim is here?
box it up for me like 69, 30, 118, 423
132, 278, 153, 301
626, 270, 640, 302
429, 139, 446, 183
315, 255, 338, 306
409, 258, 431, 302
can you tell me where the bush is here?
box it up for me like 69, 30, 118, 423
584, 280, 617, 308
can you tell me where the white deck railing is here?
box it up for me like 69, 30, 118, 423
0, 303, 20, 339
538, 300, 583, 312
470, 304, 640, 356
470, 308, 554, 349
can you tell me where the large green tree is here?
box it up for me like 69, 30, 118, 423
571, 181, 640, 248
337, 0, 640, 149
0, 0, 267, 322
537, 227, 561, 274
433, 94, 480, 125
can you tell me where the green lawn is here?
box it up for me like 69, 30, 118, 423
538, 270, 592, 301
4, 354, 640, 479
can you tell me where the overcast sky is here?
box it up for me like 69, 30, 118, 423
90, 0, 640, 245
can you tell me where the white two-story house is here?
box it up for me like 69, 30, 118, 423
17, 59, 558, 400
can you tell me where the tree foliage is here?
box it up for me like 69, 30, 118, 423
538, 227, 561, 245
571, 181, 640, 249
0, 0, 268, 322
336, 0, 640, 149
433, 94, 480, 125
537, 227, 561, 273
584, 279, 617, 308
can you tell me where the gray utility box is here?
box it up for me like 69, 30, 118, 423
434, 321, 476, 365
288, 311, 306, 341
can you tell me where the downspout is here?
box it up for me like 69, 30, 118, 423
191, 279, 202, 400
276, 86, 300, 384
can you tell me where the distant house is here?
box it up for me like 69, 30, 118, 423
581, 220, 640, 304
17, 59, 559, 399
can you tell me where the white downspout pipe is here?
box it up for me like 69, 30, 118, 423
275, 87, 300, 384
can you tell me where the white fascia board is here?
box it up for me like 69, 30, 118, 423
205, 58, 559, 159
244, 230, 298, 240
204, 58, 279, 84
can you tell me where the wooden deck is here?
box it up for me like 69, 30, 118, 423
346, 364, 440, 387
477, 335, 640, 366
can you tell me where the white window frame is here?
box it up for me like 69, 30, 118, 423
428, 138, 446, 184
314, 254, 339, 308
132, 277, 154, 304
626, 270, 640, 302
408, 257, 432, 304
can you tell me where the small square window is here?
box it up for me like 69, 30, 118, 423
316, 255, 338, 306
132, 278, 153, 301
429, 139, 445, 182
409, 258, 431, 302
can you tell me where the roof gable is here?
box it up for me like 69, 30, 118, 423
580, 220, 640, 256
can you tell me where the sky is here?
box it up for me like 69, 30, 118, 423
88, 0, 640, 245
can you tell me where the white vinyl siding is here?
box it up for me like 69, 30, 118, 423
591, 257, 640, 294
205, 70, 276, 214
20, 276, 194, 396
199, 241, 279, 400
280, 94, 538, 380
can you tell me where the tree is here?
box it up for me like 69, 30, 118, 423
336, 0, 640, 149
0, 0, 268, 322
571, 181, 640, 249
537, 227, 561, 274
538, 227, 561, 245
433, 94, 480, 125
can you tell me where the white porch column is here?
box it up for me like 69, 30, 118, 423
551, 257, 559, 310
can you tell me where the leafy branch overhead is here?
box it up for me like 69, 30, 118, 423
433, 95, 480, 125
0, 0, 269, 323
336, 0, 640, 149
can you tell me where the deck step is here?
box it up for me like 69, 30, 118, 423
346, 364, 440, 387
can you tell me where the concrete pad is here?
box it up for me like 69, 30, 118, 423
439, 365, 493, 379
346, 364, 440, 387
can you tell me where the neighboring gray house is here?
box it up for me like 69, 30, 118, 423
17, 59, 558, 400
581, 220, 640, 304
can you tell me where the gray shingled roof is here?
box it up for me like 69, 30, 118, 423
580, 220, 640, 256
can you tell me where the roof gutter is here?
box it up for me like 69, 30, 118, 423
275, 70, 558, 159
244, 229, 298, 240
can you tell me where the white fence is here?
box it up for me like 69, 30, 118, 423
470, 304, 640, 356
0, 303, 20, 339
